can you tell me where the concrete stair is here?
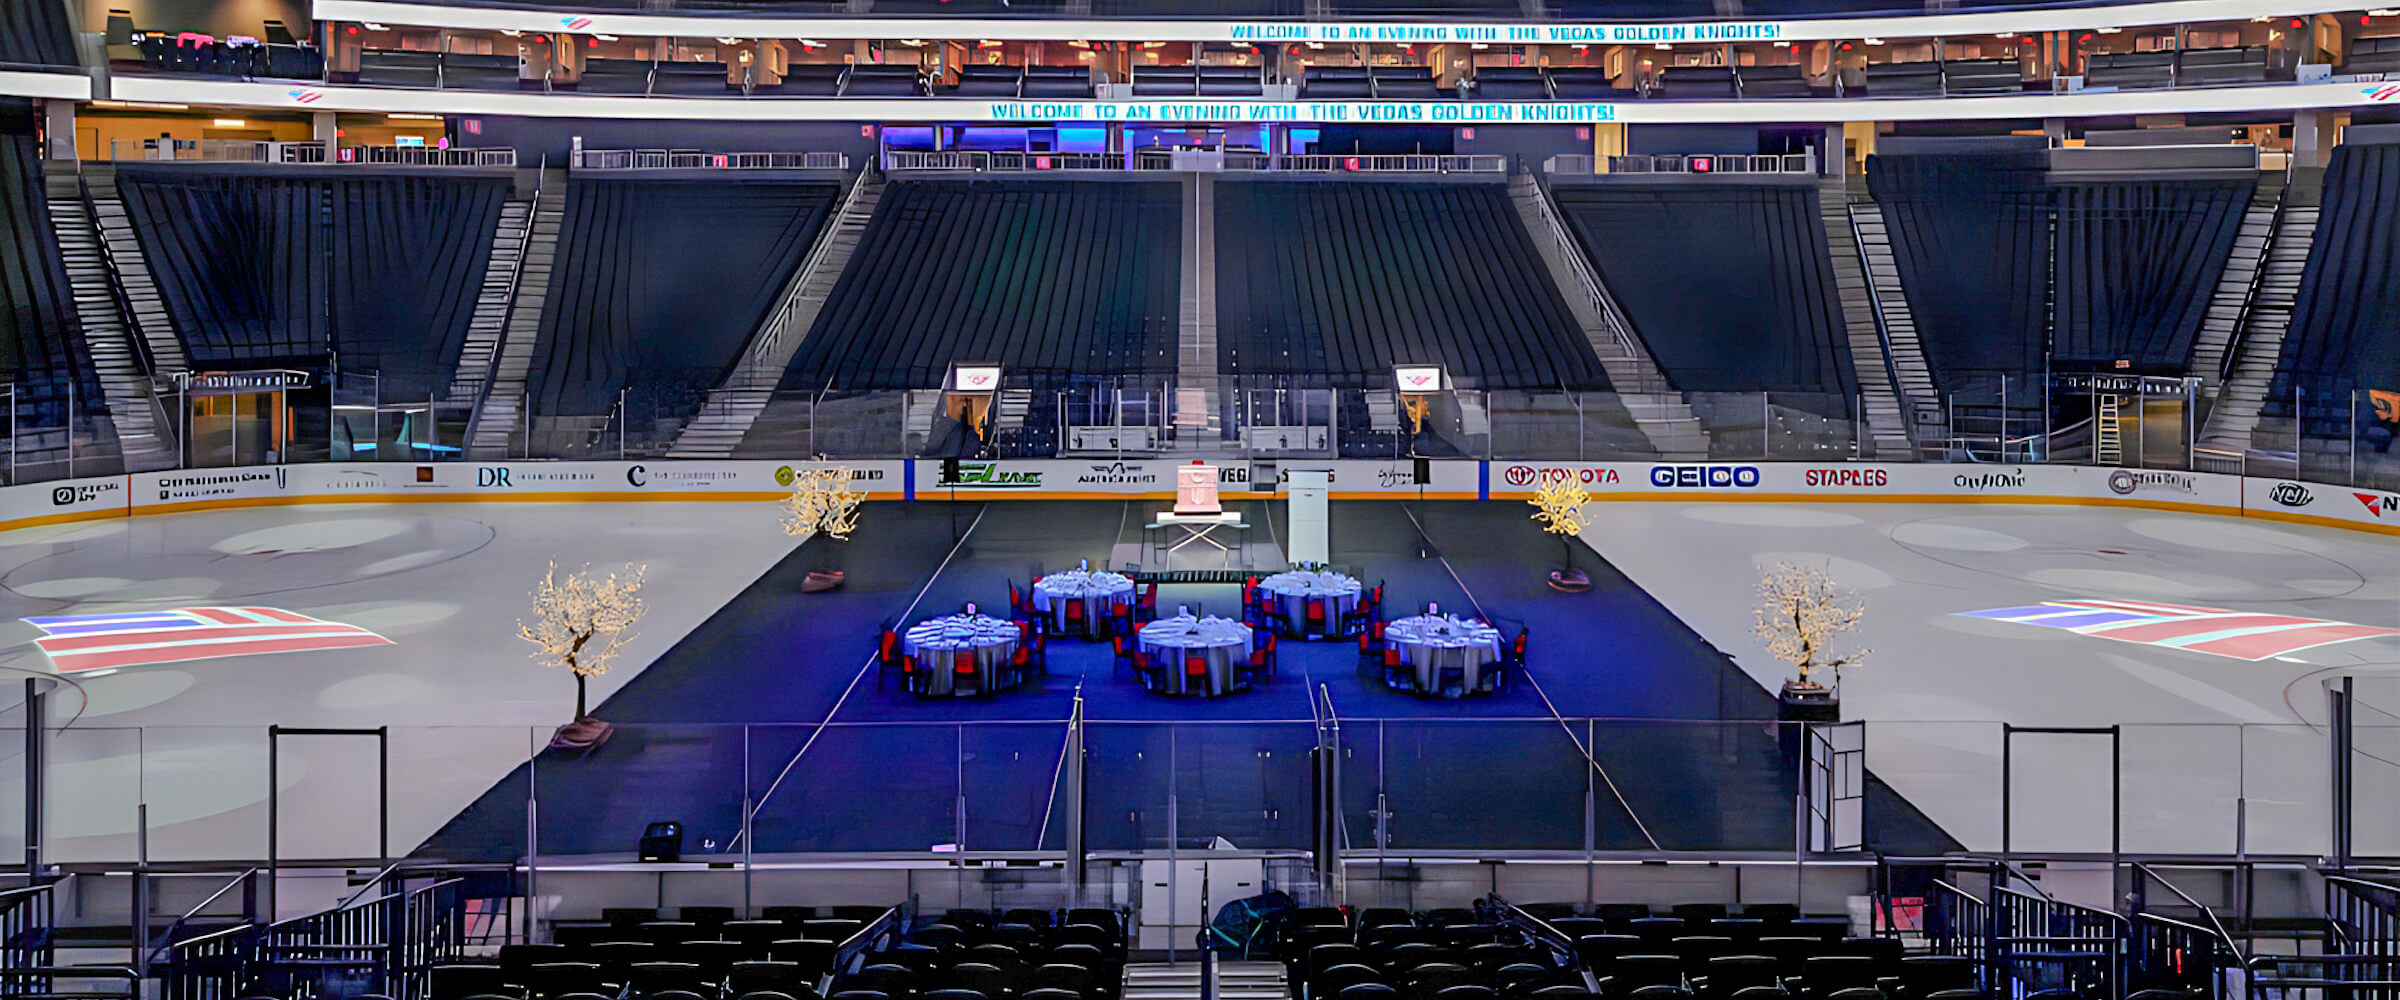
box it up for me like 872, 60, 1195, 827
1845, 183, 1944, 445
445, 195, 535, 406
2197, 173, 2319, 470
1819, 176, 1912, 459
678, 168, 885, 458
466, 171, 566, 459
1506, 172, 1708, 459
42, 164, 175, 470
1217, 961, 1289, 1000
1123, 963, 1203, 1000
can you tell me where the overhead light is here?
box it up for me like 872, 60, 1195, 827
1067, 39, 1090, 47
1652, 42, 1670, 49
1470, 42, 1489, 49
897, 38, 925, 47
2372, 7, 2399, 15
500, 28, 520, 36
1995, 32, 2016, 38
1142, 41, 1167, 48
1305, 41, 1324, 49
213, 118, 245, 127
2250, 14, 2272, 21
1772, 40, 1789, 47
2096, 26, 2121, 33
797, 38, 823, 48
1863, 36, 1885, 45
91, 100, 187, 110
715, 36, 740, 44
387, 113, 445, 120
361, 21, 386, 30
592, 33, 616, 41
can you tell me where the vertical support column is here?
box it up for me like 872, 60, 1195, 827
22, 680, 44, 873
2292, 110, 2340, 170
1064, 696, 1087, 895
40, 100, 75, 160
312, 110, 337, 147
2330, 677, 2354, 870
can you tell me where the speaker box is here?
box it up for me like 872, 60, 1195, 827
638, 821, 683, 863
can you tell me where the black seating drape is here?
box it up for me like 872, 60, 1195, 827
0, 0, 77, 68
1550, 180, 1854, 395
1865, 152, 2049, 390
1214, 181, 1606, 390
532, 177, 837, 415
116, 165, 509, 400
2050, 179, 2250, 372
0, 103, 98, 423
2273, 143, 2400, 418
780, 179, 1180, 392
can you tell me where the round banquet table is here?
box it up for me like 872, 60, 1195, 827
902, 614, 1020, 696
1137, 615, 1254, 697
1031, 570, 1135, 637
1258, 570, 1361, 638
1383, 614, 1504, 696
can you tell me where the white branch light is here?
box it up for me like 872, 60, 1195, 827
1752, 561, 1869, 689
518, 560, 649, 682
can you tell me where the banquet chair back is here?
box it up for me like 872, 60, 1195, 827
878, 625, 903, 690
1136, 583, 1158, 621
954, 649, 982, 696
1185, 654, 1210, 690
1305, 598, 1328, 637
1064, 599, 1087, 637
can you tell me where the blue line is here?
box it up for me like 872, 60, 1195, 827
1478, 461, 1489, 501
904, 459, 916, 501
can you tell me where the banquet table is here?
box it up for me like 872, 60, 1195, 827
1031, 569, 1135, 636
902, 614, 1020, 696
1258, 570, 1361, 638
1384, 614, 1504, 696
1137, 615, 1253, 697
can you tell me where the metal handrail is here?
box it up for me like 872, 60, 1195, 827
2134, 861, 2247, 965
1519, 173, 1670, 394
463, 155, 547, 453
145, 868, 261, 965
575, 149, 847, 171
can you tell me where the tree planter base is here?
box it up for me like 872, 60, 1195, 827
550, 717, 613, 752
1547, 568, 1592, 593
802, 570, 846, 593
1777, 681, 1840, 723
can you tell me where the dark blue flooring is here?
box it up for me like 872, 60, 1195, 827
415, 501, 1955, 862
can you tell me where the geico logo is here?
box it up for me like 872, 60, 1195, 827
1804, 468, 1887, 488
1649, 465, 1761, 488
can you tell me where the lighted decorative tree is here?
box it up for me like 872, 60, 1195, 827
781, 466, 866, 592
1527, 475, 1594, 592
1752, 562, 1870, 696
518, 561, 648, 749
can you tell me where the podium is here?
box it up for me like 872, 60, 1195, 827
1175, 463, 1221, 513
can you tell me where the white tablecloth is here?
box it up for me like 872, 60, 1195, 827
1032, 570, 1134, 635
1138, 615, 1253, 696
1258, 570, 1361, 637
1384, 614, 1503, 695
903, 614, 1020, 696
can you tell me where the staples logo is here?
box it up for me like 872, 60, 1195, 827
287, 88, 323, 104
2356, 492, 2397, 517
560, 16, 594, 29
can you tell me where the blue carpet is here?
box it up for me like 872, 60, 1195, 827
415, 500, 1954, 862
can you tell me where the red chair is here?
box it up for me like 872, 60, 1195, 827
1135, 582, 1158, 622
1381, 644, 1409, 690
1341, 587, 1381, 636
876, 627, 902, 690
1108, 600, 1133, 638
1015, 618, 1046, 676
1111, 634, 1136, 677
1007, 582, 1025, 617
1357, 619, 1386, 659
1248, 634, 1278, 685
900, 653, 922, 696
954, 649, 980, 697
1304, 598, 1327, 638
1129, 650, 1153, 691
1063, 599, 1086, 638
1185, 654, 1211, 695
1008, 642, 1033, 689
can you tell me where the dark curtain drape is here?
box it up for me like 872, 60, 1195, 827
782, 179, 1179, 392
535, 177, 836, 415
1551, 181, 1853, 394
2276, 144, 2400, 414
1215, 181, 1605, 390
117, 166, 508, 400
0, 0, 77, 68
0, 101, 97, 423
1866, 152, 2049, 388
2051, 179, 2250, 371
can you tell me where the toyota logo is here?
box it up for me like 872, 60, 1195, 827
1503, 465, 1537, 487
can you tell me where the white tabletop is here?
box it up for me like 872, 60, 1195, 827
1139, 615, 1252, 651
1260, 569, 1362, 598
904, 614, 1019, 651
1034, 570, 1134, 599
1385, 614, 1502, 652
